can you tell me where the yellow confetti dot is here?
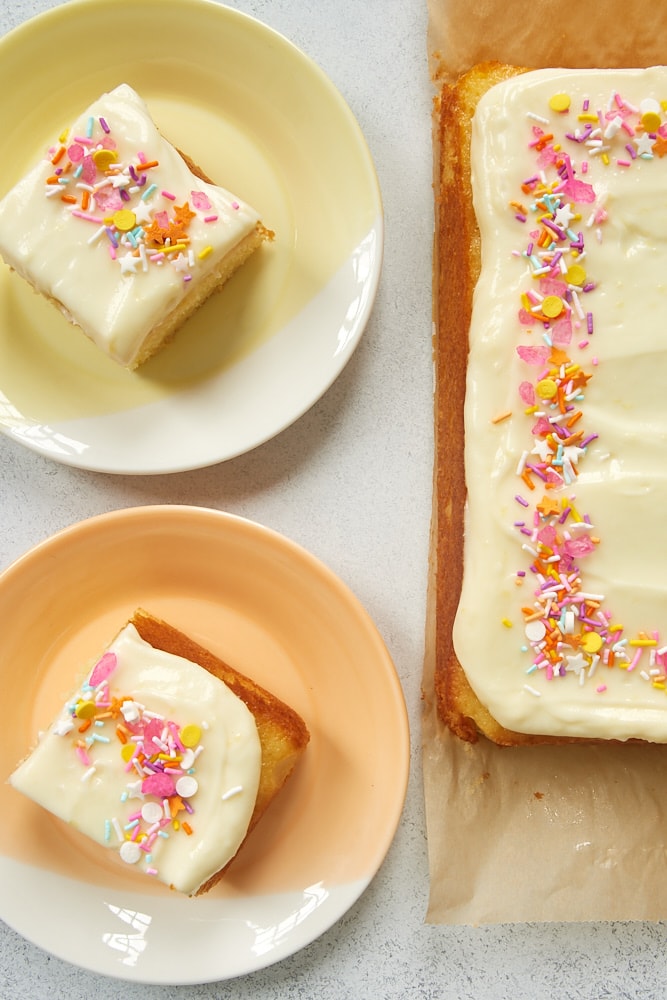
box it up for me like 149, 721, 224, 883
120, 744, 136, 762
542, 295, 564, 318
92, 148, 118, 171
536, 378, 558, 400
581, 632, 603, 654
641, 110, 662, 133
180, 724, 201, 748
565, 264, 586, 286
75, 700, 96, 719
549, 93, 571, 113
112, 209, 136, 232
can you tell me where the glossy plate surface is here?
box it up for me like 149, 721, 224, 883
0, 0, 382, 473
0, 506, 409, 983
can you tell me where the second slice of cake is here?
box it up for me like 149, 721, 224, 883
0, 84, 271, 368
10, 609, 309, 896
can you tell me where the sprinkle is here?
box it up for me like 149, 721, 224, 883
222, 785, 243, 801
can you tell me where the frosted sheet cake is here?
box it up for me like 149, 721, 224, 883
436, 65, 667, 744
0, 84, 271, 368
10, 610, 309, 895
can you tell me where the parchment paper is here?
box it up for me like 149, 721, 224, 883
424, 0, 667, 924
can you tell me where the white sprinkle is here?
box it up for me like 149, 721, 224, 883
81, 765, 96, 782
523, 685, 542, 697
222, 785, 244, 801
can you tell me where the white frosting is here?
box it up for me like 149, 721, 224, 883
0, 84, 261, 366
454, 67, 667, 741
10, 623, 262, 894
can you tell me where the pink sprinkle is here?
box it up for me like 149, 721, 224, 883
616, 159, 631, 167
161, 190, 176, 200
89, 651, 117, 688
204, 214, 219, 223
141, 773, 176, 798
76, 746, 91, 767
596, 685, 607, 693
231, 201, 240, 210
578, 339, 588, 349
71, 210, 104, 224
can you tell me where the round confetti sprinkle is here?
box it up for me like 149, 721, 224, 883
525, 620, 547, 642
92, 148, 118, 171
112, 208, 136, 232
119, 841, 142, 865
75, 700, 96, 719
180, 724, 201, 748
120, 744, 136, 762
542, 295, 564, 318
549, 93, 571, 112
581, 632, 604, 654
641, 110, 662, 132
141, 802, 164, 824
565, 264, 586, 286
176, 775, 199, 799
536, 377, 558, 400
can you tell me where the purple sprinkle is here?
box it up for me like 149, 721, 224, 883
586, 312, 594, 334
99, 116, 110, 134
515, 494, 530, 508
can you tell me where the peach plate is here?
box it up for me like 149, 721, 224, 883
0, 506, 409, 984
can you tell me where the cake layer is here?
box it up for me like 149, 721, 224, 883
0, 84, 266, 367
10, 620, 262, 895
452, 67, 667, 741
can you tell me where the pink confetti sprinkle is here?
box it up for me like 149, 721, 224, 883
191, 190, 211, 211
517, 344, 551, 366
89, 651, 117, 688
142, 773, 176, 798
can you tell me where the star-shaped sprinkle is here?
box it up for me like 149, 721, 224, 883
119, 252, 139, 274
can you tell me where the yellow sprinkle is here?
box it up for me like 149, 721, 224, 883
198, 245, 213, 260
601, 153, 610, 166
549, 93, 571, 113
641, 111, 662, 132
75, 700, 97, 719
120, 744, 136, 762
628, 638, 658, 647
93, 148, 119, 171
501, 617, 513, 628
113, 209, 136, 232
581, 633, 603, 654
536, 377, 558, 400
652, 681, 666, 690
157, 243, 186, 255
609, 624, 624, 632
578, 113, 599, 122
542, 295, 564, 318
565, 264, 586, 286
180, 724, 201, 748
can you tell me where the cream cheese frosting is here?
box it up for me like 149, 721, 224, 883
10, 622, 262, 895
0, 83, 262, 367
454, 67, 667, 741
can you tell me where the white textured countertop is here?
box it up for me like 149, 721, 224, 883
0, 1, 666, 997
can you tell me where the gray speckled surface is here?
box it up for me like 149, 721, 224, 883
0, 1, 666, 997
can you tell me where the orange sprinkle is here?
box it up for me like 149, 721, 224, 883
81, 189, 90, 211
78, 719, 92, 733
46, 176, 60, 185
51, 146, 66, 165
115, 726, 128, 745
182, 822, 194, 836
521, 470, 535, 491
138, 159, 159, 170
491, 410, 512, 424
61, 195, 77, 204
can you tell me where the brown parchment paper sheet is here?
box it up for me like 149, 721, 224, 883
423, 0, 667, 924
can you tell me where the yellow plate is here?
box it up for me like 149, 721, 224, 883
0, 505, 409, 983
0, 0, 382, 473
